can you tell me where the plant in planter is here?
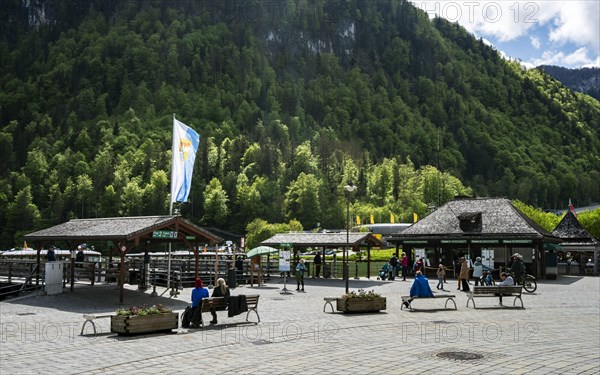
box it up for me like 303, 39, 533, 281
111, 304, 179, 335
336, 289, 387, 313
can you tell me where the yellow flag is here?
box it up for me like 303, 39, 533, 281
370, 213, 374, 224
413, 212, 418, 223
203, 244, 207, 253
390, 213, 395, 223
356, 215, 361, 225
24, 241, 28, 249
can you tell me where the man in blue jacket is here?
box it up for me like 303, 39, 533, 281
404, 271, 434, 308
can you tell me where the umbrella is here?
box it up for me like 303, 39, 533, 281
246, 246, 280, 258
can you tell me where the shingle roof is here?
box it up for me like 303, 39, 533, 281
261, 232, 382, 247
24, 215, 221, 242
393, 197, 557, 240
551, 210, 599, 245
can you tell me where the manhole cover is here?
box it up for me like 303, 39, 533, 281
252, 339, 272, 345
16, 312, 36, 316
436, 351, 484, 361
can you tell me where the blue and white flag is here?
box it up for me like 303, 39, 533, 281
171, 117, 200, 203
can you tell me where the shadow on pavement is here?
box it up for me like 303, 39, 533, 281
1, 284, 188, 314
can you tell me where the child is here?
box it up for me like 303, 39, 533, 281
436, 264, 446, 290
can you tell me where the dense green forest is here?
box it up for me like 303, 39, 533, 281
1, 0, 599, 248
538, 65, 600, 101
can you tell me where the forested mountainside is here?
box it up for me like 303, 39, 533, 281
1, 0, 599, 247
538, 65, 600, 101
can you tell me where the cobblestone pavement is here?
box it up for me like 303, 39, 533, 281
1, 275, 599, 374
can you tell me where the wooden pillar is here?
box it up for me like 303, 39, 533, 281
367, 245, 371, 279
119, 244, 126, 304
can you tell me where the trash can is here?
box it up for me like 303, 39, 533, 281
228, 268, 237, 288
129, 270, 138, 285
323, 264, 331, 279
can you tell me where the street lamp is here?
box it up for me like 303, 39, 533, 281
344, 181, 357, 294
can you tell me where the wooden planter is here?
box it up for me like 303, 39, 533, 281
111, 312, 179, 335
336, 297, 387, 313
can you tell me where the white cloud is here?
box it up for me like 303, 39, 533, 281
528, 47, 598, 68
409, 1, 600, 66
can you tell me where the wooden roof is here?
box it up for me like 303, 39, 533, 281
261, 232, 383, 248
552, 210, 599, 246
24, 215, 222, 244
390, 197, 559, 242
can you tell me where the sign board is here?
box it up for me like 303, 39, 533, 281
152, 230, 178, 239
280, 243, 292, 248
279, 250, 291, 272
482, 248, 495, 269
185, 235, 196, 240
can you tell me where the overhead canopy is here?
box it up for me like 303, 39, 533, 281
261, 232, 383, 248
246, 246, 279, 258
24, 215, 222, 246
23, 215, 222, 303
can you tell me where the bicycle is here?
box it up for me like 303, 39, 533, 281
511, 272, 537, 293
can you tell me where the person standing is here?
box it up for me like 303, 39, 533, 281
47, 246, 57, 262
296, 259, 306, 292
459, 258, 470, 291
389, 255, 398, 280
509, 253, 525, 285
436, 264, 446, 290
75, 245, 85, 264
313, 253, 322, 278
401, 253, 409, 281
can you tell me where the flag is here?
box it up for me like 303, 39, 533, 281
24, 241, 28, 249
413, 212, 418, 223
569, 199, 577, 218
203, 244, 207, 253
170, 117, 200, 204
390, 213, 395, 223
370, 213, 374, 224
356, 215, 361, 225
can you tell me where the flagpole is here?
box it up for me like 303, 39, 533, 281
167, 113, 176, 291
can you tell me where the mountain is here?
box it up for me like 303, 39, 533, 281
0, 0, 599, 248
538, 65, 600, 101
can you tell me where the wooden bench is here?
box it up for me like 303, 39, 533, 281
466, 286, 524, 308
400, 294, 457, 311
198, 294, 260, 327
80, 314, 112, 335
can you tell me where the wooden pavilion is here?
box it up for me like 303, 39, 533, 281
551, 210, 599, 276
386, 197, 562, 278
23, 215, 221, 303
261, 232, 383, 278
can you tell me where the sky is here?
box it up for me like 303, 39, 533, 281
409, 0, 600, 69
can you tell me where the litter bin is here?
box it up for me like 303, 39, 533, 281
323, 264, 331, 279
228, 268, 237, 288
129, 270, 138, 285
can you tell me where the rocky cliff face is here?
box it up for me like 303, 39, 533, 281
538, 65, 600, 101
22, 0, 55, 28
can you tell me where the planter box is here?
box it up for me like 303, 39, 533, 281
111, 312, 179, 335
336, 297, 386, 313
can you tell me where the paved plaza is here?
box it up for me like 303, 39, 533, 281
1, 275, 599, 374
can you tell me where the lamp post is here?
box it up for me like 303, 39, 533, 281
344, 181, 357, 294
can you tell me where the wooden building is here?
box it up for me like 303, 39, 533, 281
386, 197, 562, 278
551, 210, 599, 276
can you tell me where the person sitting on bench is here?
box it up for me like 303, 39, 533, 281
190, 278, 209, 327
496, 272, 514, 306
404, 271, 434, 308
210, 278, 230, 324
